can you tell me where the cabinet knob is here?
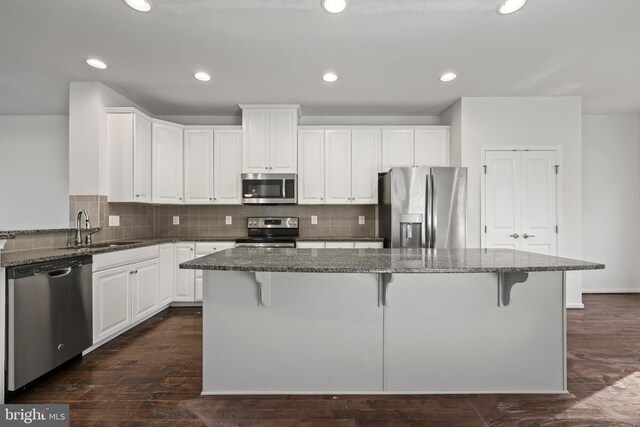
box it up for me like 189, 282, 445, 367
320, 197, 323, 200
136, 194, 140, 198
509, 233, 520, 239
209, 197, 213, 200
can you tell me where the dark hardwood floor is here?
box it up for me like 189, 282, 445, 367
12, 294, 640, 426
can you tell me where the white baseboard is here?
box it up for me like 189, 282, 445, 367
566, 303, 584, 309
583, 289, 640, 294
171, 301, 202, 307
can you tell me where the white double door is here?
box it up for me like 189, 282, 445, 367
484, 150, 558, 255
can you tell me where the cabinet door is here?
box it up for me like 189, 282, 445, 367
242, 109, 269, 173
269, 109, 298, 173
324, 130, 352, 204
214, 129, 242, 204
93, 265, 132, 343
381, 130, 414, 171
174, 243, 195, 301
133, 114, 152, 203
351, 129, 380, 204
152, 122, 184, 204
298, 130, 325, 204
325, 242, 355, 249
184, 129, 214, 204
107, 113, 134, 202
158, 243, 174, 305
415, 129, 450, 167
131, 259, 159, 322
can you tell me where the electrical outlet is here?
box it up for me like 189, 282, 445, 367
359, 216, 365, 225
173, 216, 180, 225
108, 215, 120, 226
225, 216, 232, 225
311, 216, 318, 225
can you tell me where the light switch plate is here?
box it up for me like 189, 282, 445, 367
225, 216, 232, 225
311, 216, 318, 225
173, 216, 180, 225
359, 216, 365, 225
108, 215, 120, 226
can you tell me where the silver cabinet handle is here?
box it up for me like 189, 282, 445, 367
510, 233, 520, 239
523, 233, 535, 239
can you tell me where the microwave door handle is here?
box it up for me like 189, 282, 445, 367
282, 179, 286, 198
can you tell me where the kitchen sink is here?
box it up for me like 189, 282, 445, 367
65, 241, 142, 249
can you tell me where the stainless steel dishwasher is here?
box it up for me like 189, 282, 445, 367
6, 256, 92, 391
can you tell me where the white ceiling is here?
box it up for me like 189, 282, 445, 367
1, 0, 639, 116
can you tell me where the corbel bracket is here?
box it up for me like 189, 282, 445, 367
379, 273, 394, 308
253, 272, 271, 307
498, 271, 529, 307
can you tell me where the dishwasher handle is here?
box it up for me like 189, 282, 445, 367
45, 268, 73, 278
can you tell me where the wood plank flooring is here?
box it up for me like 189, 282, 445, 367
11, 294, 640, 426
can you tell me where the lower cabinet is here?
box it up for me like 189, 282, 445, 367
173, 243, 196, 301
92, 257, 159, 344
194, 242, 236, 301
297, 241, 383, 249
158, 243, 174, 305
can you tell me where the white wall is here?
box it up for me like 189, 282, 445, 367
582, 114, 640, 293
447, 97, 584, 307
69, 82, 151, 195
440, 100, 462, 166
0, 116, 69, 229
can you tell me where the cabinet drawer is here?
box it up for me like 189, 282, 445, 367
324, 242, 355, 249
93, 245, 158, 272
354, 242, 383, 249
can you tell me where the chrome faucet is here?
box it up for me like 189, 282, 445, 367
75, 210, 90, 245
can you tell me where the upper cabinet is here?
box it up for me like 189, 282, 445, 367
183, 127, 243, 205
381, 127, 450, 172
152, 120, 184, 204
107, 111, 152, 203
298, 128, 380, 205
240, 105, 298, 173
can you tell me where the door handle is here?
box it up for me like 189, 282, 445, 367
523, 233, 535, 239
509, 233, 520, 239
46, 268, 73, 278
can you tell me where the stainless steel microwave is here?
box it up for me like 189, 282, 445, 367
241, 173, 297, 204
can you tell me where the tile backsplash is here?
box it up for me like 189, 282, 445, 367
2, 197, 377, 251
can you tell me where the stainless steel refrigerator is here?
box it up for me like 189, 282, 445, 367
378, 167, 467, 248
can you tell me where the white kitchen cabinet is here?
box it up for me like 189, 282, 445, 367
194, 242, 235, 301
213, 129, 242, 204
296, 241, 326, 249
414, 129, 450, 167
241, 105, 298, 173
381, 128, 450, 171
354, 242, 384, 249
158, 243, 174, 305
324, 130, 352, 204
381, 130, 414, 171
351, 129, 380, 204
93, 264, 132, 343
298, 130, 325, 204
131, 259, 159, 322
152, 121, 184, 204
297, 241, 383, 249
107, 111, 152, 203
184, 129, 214, 204
174, 243, 195, 301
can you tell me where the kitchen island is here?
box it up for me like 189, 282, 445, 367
181, 248, 603, 395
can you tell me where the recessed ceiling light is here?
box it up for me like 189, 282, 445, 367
194, 72, 211, 82
497, 0, 526, 15
440, 72, 457, 82
123, 0, 152, 13
321, 0, 347, 14
323, 72, 338, 83
86, 58, 108, 70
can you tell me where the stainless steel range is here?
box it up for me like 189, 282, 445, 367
235, 217, 299, 248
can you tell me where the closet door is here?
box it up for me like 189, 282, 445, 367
484, 151, 522, 250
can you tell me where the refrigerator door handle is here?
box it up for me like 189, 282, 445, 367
406, 224, 412, 239
430, 174, 436, 248
425, 174, 432, 248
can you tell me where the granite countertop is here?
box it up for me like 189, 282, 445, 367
180, 248, 604, 274
0, 236, 382, 267
0, 237, 239, 268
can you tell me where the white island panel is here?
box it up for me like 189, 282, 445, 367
203, 271, 383, 393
